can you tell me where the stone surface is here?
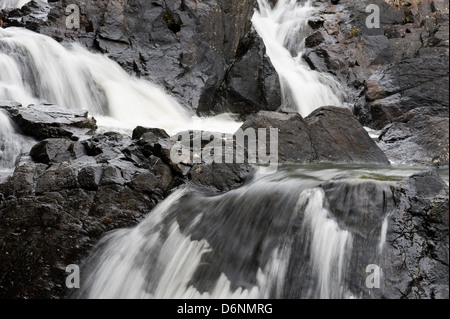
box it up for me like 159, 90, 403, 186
382, 170, 449, 299
240, 106, 391, 165
0, 103, 97, 140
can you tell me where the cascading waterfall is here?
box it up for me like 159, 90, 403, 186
73, 167, 398, 299
0, 27, 241, 135
0, 110, 34, 182
299, 188, 353, 299
252, 0, 343, 116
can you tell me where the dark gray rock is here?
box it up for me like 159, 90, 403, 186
132, 126, 170, 141
379, 111, 449, 167
361, 35, 394, 65
0, 103, 97, 140
77, 165, 102, 191
301, 0, 449, 167
188, 162, 253, 192
305, 31, 325, 48
361, 47, 449, 129
306, 106, 391, 164
240, 106, 391, 165
381, 170, 449, 299
30, 138, 86, 164
241, 111, 316, 163
198, 33, 282, 116
0, 129, 179, 298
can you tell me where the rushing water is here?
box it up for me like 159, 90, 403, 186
73, 164, 434, 299
0, 109, 34, 182
0, 27, 241, 136
0, 0, 49, 9
252, 0, 343, 116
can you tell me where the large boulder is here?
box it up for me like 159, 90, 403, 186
240, 106, 391, 165
0, 103, 97, 140
378, 111, 449, 167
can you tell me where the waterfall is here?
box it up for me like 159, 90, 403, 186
0, 27, 241, 135
378, 215, 389, 255
299, 188, 353, 299
252, 0, 343, 117
72, 167, 397, 299
0, 109, 34, 182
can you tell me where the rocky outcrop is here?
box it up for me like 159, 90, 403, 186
1, 0, 281, 116
320, 171, 449, 299
382, 170, 449, 299
302, 0, 449, 167
240, 106, 391, 165
378, 110, 449, 167
0, 104, 253, 298
0, 0, 448, 300
1, 102, 97, 140
0, 130, 179, 298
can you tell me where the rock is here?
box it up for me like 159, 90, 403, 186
77, 165, 102, 191
381, 171, 449, 299
360, 47, 449, 129
30, 139, 86, 164
319, 172, 449, 299
0, 132, 177, 298
322, 180, 395, 235
198, 33, 282, 116
361, 35, 394, 65
305, 31, 325, 48
132, 126, 170, 141
188, 163, 254, 192
242, 111, 316, 163
0, 118, 258, 298
379, 112, 449, 167
127, 128, 255, 192
306, 106, 391, 164
0, 103, 97, 140
240, 106, 391, 165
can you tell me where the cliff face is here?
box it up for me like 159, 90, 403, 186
302, 0, 449, 167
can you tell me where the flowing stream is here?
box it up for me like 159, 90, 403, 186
252, 0, 343, 116
72, 165, 434, 299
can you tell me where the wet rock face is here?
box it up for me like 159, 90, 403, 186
378, 111, 449, 167
2, 0, 280, 116
302, 0, 449, 167
382, 171, 449, 299
320, 172, 449, 299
